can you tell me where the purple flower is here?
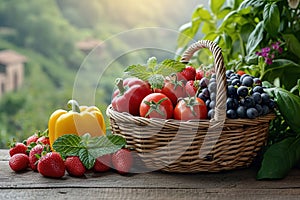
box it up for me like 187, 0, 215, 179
262, 47, 271, 53
265, 57, 273, 65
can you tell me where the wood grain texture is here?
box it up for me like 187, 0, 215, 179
1, 149, 300, 200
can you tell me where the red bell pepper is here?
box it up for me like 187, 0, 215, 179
112, 78, 152, 116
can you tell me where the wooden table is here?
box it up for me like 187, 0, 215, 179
1, 149, 300, 200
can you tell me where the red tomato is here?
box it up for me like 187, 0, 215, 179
174, 97, 208, 120
139, 93, 173, 119
161, 76, 187, 106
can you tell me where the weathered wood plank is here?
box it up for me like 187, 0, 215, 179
2, 149, 300, 200
1, 188, 300, 200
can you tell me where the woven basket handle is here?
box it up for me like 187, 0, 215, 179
180, 40, 226, 121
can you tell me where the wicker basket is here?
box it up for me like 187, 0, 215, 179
106, 40, 275, 173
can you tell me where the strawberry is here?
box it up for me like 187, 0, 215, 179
9, 153, 29, 172
93, 154, 111, 172
65, 156, 86, 177
185, 80, 199, 97
37, 152, 65, 178
26, 134, 39, 146
37, 136, 50, 146
180, 66, 196, 81
195, 69, 204, 80
8, 142, 27, 157
111, 148, 133, 174
29, 144, 44, 171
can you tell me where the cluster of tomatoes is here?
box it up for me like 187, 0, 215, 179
111, 66, 211, 121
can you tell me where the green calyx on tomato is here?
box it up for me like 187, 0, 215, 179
174, 97, 208, 120
139, 93, 173, 119
143, 97, 169, 118
162, 74, 187, 106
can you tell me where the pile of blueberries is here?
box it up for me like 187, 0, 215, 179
198, 70, 275, 119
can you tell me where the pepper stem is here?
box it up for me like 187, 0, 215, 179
115, 78, 125, 95
67, 100, 81, 113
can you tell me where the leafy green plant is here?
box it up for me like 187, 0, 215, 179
178, 0, 300, 179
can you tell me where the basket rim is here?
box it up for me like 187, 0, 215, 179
106, 104, 276, 125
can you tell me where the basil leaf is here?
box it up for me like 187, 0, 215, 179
266, 87, 300, 134
257, 136, 300, 180
246, 21, 264, 55
210, 0, 226, 16
282, 34, 300, 60
52, 134, 83, 157
263, 3, 280, 37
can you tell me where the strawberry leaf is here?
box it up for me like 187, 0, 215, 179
52, 134, 83, 157
86, 135, 126, 158
78, 148, 96, 169
124, 57, 186, 89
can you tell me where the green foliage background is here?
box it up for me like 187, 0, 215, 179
0, 0, 199, 148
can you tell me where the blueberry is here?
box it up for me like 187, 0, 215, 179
209, 100, 216, 109
202, 88, 210, 98
252, 92, 262, 104
227, 85, 237, 98
242, 76, 254, 87
208, 109, 215, 119
198, 93, 207, 102
231, 79, 241, 87
210, 78, 216, 83
261, 93, 270, 104
237, 106, 247, 118
255, 104, 263, 116
262, 105, 270, 115
210, 92, 216, 101
253, 78, 262, 86
226, 97, 238, 110
200, 77, 209, 88
268, 99, 275, 109
226, 70, 234, 78
240, 74, 250, 81
227, 109, 238, 119
237, 86, 249, 98
252, 86, 264, 94
246, 108, 259, 119
240, 96, 255, 108
206, 99, 211, 107
227, 79, 232, 85
208, 82, 217, 93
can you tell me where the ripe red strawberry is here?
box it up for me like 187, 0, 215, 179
37, 152, 65, 178
26, 134, 39, 146
65, 156, 86, 177
9, 142, 27, 157
9, 153, 29, 172
180, 66, 196, 81
37, 136, 50, 146
185, 80, 199, 96
111, 149, 133, 174
29, 144, 44, 171
93, 154, 111, 172
195, 69, 204, 80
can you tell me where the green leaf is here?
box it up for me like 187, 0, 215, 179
263, 3, 280, 37
124, 64, 151, 80
147, 57, 157, 71
78, 148, 96, 170
239, 0, 265, 10
52, 134, 83, 157
158, 59, 186, 75
210, 0, 226, 16
257, 136, 300, 180
246, 21, 264, 55
265, 87, 300, 134
282, 34, 300, 60
177, 5, 212, 47
262, 59, 300, 91
86, 134, 126, 159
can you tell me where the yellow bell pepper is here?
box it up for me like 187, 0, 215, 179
48, 100, 106, 148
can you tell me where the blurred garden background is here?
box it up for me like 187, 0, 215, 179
0, 0, 201, 148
